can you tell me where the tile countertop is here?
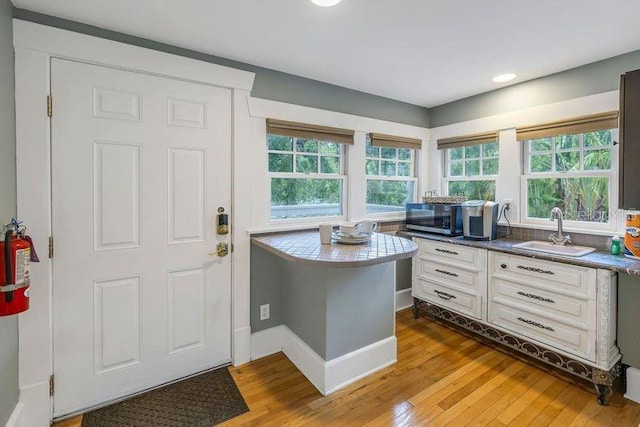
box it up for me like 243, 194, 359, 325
402, 231, 640, 276
251, 231, 418, 268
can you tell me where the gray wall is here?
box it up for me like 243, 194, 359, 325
617, 273, 640, 368
250, 246, 285, 332
0, 0, 19, 424
12, 8, 430, 128
430, 49, 640, 127
396, 258, 411, 291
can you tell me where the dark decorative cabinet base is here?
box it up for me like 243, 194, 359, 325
413, 298, 621, 405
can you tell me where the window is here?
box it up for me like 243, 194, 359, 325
268, 134, 345, 220
444, 141, 499, 200
523, 129, 615, 224
365, 139, 417, 214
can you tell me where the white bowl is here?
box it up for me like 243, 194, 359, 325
339, 223, 361, 236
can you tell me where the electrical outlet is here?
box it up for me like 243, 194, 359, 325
260, 304, 270, 321
503, 199, 514, 210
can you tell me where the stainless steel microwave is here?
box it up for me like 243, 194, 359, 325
405, 202, 464, 236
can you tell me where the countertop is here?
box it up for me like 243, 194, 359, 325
402, 231, 640, 276
251, 231, 418, 268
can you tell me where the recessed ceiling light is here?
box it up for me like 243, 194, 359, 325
311, 0, 342, 6
492, 73, 517, 83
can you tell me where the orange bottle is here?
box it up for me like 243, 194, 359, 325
624, 211, 640, 259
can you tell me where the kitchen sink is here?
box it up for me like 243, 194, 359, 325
511, 240, 596, 257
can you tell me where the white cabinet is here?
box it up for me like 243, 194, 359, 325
488, 252, 618, 368
411, 239, 620, 371
412, 239, 486, 320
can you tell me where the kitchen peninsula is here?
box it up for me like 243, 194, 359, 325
251, 231, 417, 395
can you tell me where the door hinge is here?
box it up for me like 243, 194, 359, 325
49, 374, 54, 396
48, 236, 54, 258
47, 95, 53, 118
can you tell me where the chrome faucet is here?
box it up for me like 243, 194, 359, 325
549, 207, 571, 246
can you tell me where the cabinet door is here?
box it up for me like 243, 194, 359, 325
620, 69, 640, 209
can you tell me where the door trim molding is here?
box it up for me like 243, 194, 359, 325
14, 19, 254, 424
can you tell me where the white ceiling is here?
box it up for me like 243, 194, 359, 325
12, 0, 640, 107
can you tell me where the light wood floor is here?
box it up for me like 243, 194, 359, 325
55, 309, 640, 426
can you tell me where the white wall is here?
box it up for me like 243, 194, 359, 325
427, 90, 621, 235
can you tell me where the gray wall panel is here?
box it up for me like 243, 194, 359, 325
283, 263, 328, 358
250, 246, 285, 333
430, 50, 640, 127
617, 273, 640, 368
12, 8, 430, 128
396, 258, 411, 291
325, 264, 394, 360
0, 0, 19, 424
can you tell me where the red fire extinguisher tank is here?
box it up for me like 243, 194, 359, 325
0, 231, 31, 316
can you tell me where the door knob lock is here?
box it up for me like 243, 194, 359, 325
210, 242, 229, 257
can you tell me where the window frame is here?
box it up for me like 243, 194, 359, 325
442, 141, 499, 200
520, 129, 618, 231
364, 140, 418, 218
267, 135, 347, 223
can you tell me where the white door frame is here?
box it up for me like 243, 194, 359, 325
13, 19, 254, 425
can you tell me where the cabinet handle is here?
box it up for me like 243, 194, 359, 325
435, 268, 459, 278
517, 317, 555, 332
434, 290, 456, 300
517, 291, 555, 304
500, 263, 507, 269
435, 248, 458, 255
517, 265, 555, 275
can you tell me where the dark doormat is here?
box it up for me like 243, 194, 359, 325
81, 367, 249, 426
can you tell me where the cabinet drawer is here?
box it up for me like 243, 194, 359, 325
488, 300, 594, 362
415, 258, 483, 292
413, 277, 482, 320
416, 239, 486, 272
489, 277, 594, 327
489, 252, 596, 296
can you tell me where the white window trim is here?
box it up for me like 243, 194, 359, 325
364, 145, 419, 219
520, 130, 618, 232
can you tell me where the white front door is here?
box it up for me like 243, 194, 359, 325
51, 58, 232, 417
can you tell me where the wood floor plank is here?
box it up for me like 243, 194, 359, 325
54, 309, 640, 427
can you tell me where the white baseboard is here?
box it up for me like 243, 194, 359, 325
325, 336, 397, 395
280, 326, 327, 394
233, 326, 252, 366
12, 380, 50, 427
395, 288, 413, 311
5, 402, 23, 427
250, 325, 285, 360
625, 366, 640, 403
251, 325, 397, 396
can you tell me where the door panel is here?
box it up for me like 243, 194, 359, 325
51, 58, 232, 417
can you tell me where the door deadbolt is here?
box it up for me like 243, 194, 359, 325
217, 207, 229, 235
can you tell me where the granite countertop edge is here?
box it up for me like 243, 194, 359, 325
400, 231, 640, 276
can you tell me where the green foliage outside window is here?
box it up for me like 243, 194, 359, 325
271, 178, 342, 206
367, 180, 414, 208
448, 181, 496, 201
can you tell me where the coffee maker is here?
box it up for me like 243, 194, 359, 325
462, 200, 498, 240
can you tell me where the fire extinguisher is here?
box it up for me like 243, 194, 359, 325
0, 219, 39, 316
